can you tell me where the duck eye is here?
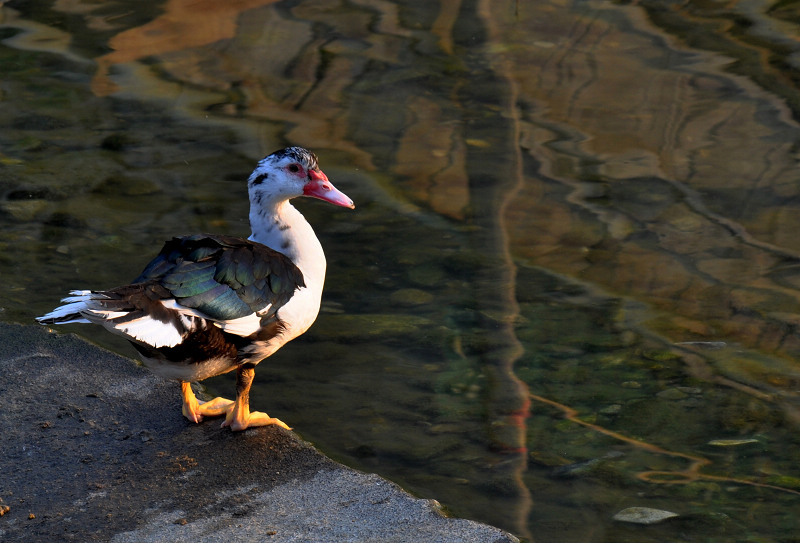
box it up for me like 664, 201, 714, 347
288, 163, 300, 173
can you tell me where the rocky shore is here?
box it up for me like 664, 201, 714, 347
0, 322, 516, 543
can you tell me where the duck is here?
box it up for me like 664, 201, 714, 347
37, 147, 354, 431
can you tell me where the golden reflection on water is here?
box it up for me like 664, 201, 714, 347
4, 0, 800, 541
90, 0, 281, 96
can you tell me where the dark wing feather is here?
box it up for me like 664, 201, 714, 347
132, 234, 305, 321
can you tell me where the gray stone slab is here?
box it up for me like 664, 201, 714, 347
0, 322, 517, 543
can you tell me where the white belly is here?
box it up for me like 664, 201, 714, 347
138, 355, 238, 382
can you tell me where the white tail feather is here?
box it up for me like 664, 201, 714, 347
36, 290, 94, 324
38, 290, 191, 348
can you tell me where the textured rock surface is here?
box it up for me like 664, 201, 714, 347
0, 322, 516, 543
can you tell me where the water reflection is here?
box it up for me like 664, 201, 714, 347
4, 0, 800, 541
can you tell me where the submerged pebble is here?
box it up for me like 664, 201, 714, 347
656, 388, 688, 401
599, 404, 622, 415
613, 507, 679, 524
676, 386, 703, 395
707, 438, 759, 447
1, 200, 48, 221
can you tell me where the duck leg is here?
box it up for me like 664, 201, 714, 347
221, 365, 291, 431
180, 381, 234, 423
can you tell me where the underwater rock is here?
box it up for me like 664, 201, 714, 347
675, 341, 727, 350
551, 451, 624, 479
92, 174, 163, 196
11, 113, 72, 130
390, 288, 434, 306
407, 264, 445, 286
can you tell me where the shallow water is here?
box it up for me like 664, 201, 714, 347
4, 0, 800, 541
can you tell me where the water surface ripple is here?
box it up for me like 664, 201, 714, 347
3, 1, 800, 541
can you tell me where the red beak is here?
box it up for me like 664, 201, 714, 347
303, 170, 355, 209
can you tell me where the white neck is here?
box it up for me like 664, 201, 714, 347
248, 200, 327, 294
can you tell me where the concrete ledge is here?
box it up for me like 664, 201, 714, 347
0, 322, 517, 542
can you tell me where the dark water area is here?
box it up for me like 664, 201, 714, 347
3, 1, 800, 541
